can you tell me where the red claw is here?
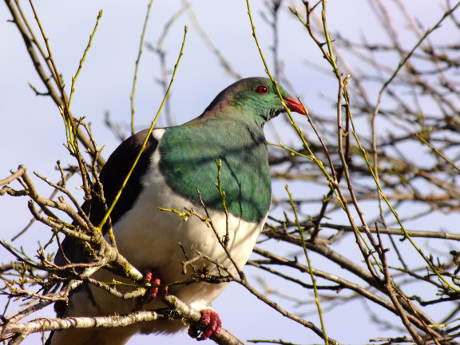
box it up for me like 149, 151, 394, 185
142, 269, 168, 300
189, 309, 222, 341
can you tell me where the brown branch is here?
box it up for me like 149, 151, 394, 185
1, 310, 162, 339
0, 166, 26, 186
4, 0, 104, 166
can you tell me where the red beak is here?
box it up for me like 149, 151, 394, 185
284, 97, 308, 115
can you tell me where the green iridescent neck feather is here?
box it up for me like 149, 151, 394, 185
159, 117, 271, 223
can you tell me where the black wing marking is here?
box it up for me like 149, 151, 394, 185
54, 129, 159, 266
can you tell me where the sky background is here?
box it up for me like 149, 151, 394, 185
1, 1, 457, 344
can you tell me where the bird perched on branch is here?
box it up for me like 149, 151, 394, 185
47, 77, 307, 345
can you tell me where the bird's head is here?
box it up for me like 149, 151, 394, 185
201, 77, 308, 126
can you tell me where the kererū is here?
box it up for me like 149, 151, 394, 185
46, 77, 307, 345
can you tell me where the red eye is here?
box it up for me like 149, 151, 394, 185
255, 85, 268, 94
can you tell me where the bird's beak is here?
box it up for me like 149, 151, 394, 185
284, 97, 308, 116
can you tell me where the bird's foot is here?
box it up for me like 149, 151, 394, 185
188, 309, 222, 341
142, 269, 168, 300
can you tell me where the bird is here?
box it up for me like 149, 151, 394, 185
46, 77, 307, 345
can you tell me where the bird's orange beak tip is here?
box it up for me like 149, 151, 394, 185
284, 97, 308, 116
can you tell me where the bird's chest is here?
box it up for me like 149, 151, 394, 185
112, 137, 266, 284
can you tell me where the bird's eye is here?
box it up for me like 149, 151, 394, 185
255, 85, 268, 94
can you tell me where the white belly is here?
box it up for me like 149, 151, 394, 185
113, 188, 263, 303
